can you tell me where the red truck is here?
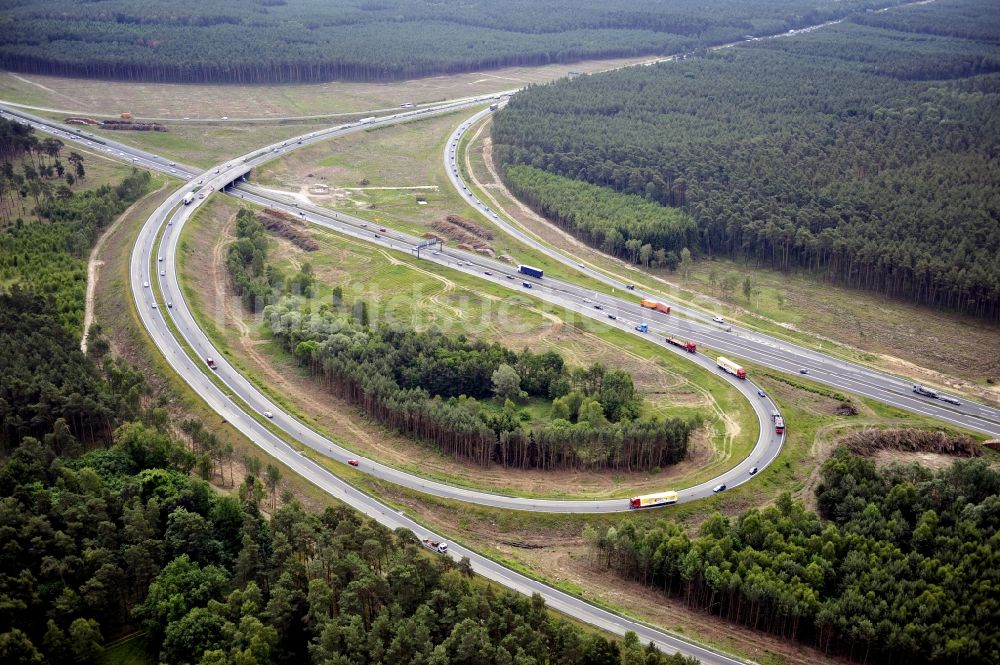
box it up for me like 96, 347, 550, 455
716, 356, 746, 379
665, 336, 697, 353
772, 410, 785, 435
640, 299, 671, 314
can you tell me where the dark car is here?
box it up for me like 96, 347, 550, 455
749, 467, 758, 476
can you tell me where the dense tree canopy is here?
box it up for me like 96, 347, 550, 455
0, 118, 152, 334
0, 0, 903, 83
492, 0, 1000, 318
264, 297, 695, 472
0, 136, 700, 665
587, 447, 1000, 664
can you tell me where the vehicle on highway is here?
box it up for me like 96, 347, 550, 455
167, 301, 172, 308
712, 315, 725, 323
594, 304, 603, 310
522, 281, 532, 289
143, 281, 149, 288
665, 336, 697, 353
635, 323, 648, 333
506, 275, 515, 280
484, 271, 493, 276
799, 368, 809, 374
518, 264, 544, 279
717, 356, 746, 379
422, 538, 449, 554
749, 467, 758, 475
263, 411, 273, 419
640, 299, 670, 314
712, 484, 727, 493
151, 302, 157, 309
379, 227, 387, 232
607, 313, 617, 320
629, 491, 678, 509
206, 357, 218, 370
626, 284, 635, 290
913, 384, 938, 398
941, 396, 962, 405
347, 459, 360, 467
757, 389, 766, 398
158, 256, 163, 262
160, 270, 165, 276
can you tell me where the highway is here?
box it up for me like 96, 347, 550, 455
4, 61, 998, 662
41, 100, 752, 664
443, 107, 1000, 439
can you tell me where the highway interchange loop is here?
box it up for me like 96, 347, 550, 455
3, 84, 998, 663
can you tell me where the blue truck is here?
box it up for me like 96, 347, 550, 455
518, 264, 544, 279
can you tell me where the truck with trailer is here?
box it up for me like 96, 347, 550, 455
717, 356, 746, 379
358, 116, 376, 124
912, 384, 938, 398
422, 538, 449, 554
629, 491, 679, 510
640, 299, 671, 314
518, 264, 544, 279
772, 410, 785, 435
665, 336, 697, 353
182, 192, 195, 205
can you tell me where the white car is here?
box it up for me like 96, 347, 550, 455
143, 281, 149, 288
712, 484, 726, 493
712, 315, 725, 323
158, 256, 163, 262
263, 411, 274, 419
160, 270, 165, 276
151, 302, 158, 309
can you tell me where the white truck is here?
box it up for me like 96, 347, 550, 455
422, 538, 449, 554
182, 192, 195, 205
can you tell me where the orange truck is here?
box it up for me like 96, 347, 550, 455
640, 299, 670, 314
